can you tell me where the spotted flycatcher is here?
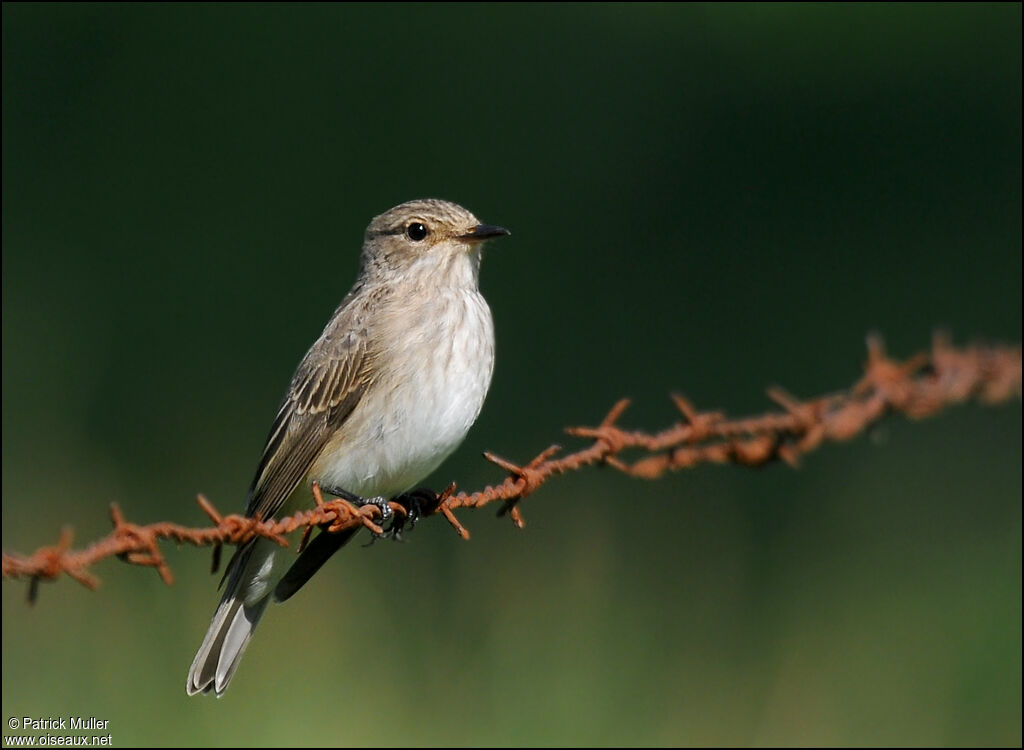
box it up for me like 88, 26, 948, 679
187, 199, 508, 696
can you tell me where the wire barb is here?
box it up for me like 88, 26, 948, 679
2, 335, 1020, 599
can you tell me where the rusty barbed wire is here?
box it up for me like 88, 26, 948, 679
3, 334, 1020, 600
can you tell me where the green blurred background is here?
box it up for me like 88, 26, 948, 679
3, 3, 1020, 746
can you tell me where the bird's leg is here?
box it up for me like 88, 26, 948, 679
317, 484, 394, 531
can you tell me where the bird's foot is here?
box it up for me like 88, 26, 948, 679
318, 485, 393, 541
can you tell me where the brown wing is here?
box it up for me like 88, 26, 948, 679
243, 295, 375, 524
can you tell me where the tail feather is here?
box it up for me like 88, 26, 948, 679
186, 541, 274, 697
187, 521, 364, 695
274, 526, 360, 603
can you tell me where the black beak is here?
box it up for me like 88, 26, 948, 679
460, 224, 511, 241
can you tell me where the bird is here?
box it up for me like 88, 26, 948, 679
186, 198, 509, 696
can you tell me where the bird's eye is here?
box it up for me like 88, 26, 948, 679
406, 222, 429, 242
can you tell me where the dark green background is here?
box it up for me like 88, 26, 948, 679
3, 4, 1020, 746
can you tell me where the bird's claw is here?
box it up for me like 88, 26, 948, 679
318, 485, 393, 544
353, 495, 392, 545
319, 485, 439, 544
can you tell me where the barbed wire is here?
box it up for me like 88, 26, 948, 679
3, 334, 1020, 601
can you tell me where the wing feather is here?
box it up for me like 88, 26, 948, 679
243, 294, 375, 523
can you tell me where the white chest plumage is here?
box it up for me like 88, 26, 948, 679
312, 287, 495, 499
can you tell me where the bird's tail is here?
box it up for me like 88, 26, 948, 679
186, 540, 276, 697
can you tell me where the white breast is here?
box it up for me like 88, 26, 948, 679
311, 288, 495, 499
